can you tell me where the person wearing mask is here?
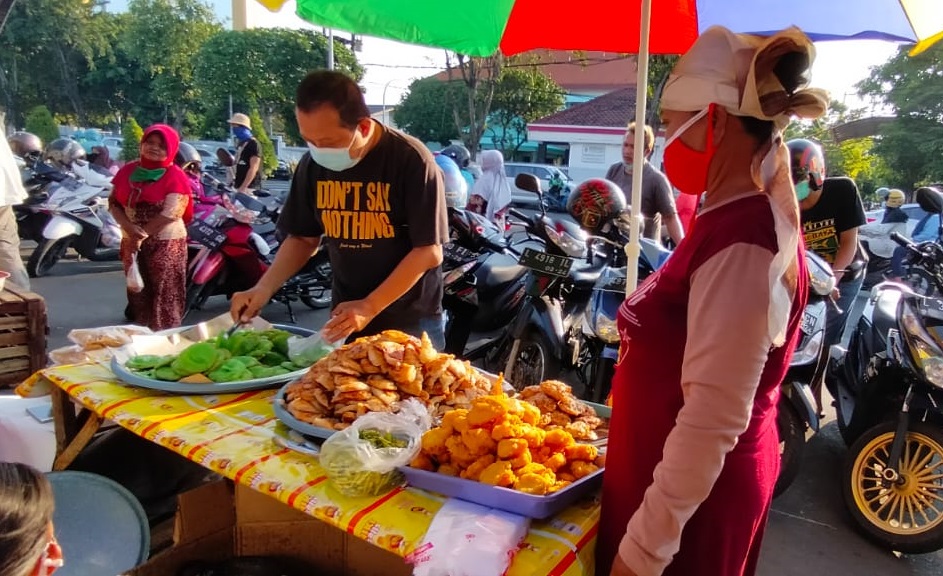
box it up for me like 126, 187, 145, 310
597, 26, 827, 576
0, 134, 30, 290
109, 124, 192, 331
0, 462, 64, 576
228, 113, 262, 195
788, 138, 868, 346
230, 70, 448, 348
605, 122, 684, 245
466, 150, 513, 231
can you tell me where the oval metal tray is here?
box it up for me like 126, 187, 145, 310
110, 324, 315, 394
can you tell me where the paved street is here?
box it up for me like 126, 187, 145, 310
22, 245, 943, 574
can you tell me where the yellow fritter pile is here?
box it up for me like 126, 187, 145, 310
410, 393, 605, 495
517, 380, 605, 441
284, 330, 493, 430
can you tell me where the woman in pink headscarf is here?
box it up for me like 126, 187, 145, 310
109, 124, 193, 330
597, 27, 828, 576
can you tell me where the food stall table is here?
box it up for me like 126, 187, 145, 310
21, 363, 601, 575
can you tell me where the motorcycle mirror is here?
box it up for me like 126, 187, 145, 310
514, 173, 541, 196
915, 186, 943, 215
216, 147, 235, 167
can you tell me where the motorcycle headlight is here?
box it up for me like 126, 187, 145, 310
900, 300, 943, 388
584, 301, 620, 344
543, 223, 584, 258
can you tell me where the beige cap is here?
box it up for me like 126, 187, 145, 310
886, 189, 906, 208
228, 113, 251, 129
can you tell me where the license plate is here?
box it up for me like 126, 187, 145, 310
187, 221, 227, 250
518, 247, 574, 277
443, 242, 477, 263
800, 311, 816, 334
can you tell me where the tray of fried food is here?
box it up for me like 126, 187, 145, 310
516, 380, 609, 443
275, 329, 494, 438
403, 391, 606, 518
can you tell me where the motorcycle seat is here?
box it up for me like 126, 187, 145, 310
253, 221, 276, 236
476, 253, 526, 287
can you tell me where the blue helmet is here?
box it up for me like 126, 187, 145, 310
435, 154, 468, 209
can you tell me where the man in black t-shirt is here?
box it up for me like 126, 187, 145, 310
228, 112, 262, 193
230, 71, 448, 347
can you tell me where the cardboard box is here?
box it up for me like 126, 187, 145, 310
126, 481, 412, 576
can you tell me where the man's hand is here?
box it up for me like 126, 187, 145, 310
610, 555, 640, 576
322, 298, 380, 343
230, 286, 274, 323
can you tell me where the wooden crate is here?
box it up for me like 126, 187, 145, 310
0, 285, 47, 387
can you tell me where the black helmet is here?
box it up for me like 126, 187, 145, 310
8, 132, 43, 160
44, 138, 86, 168
786, 139, 826, 191
566, 178, 627, 234
175, 142, 202, 171
440, 144, 471, 168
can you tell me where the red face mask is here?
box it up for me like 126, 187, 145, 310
663, 105, 716, 196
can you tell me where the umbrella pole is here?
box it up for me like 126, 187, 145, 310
625, 0, 652, 294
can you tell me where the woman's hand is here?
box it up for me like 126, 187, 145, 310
610, 556, 640, 576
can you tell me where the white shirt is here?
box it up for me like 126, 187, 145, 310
0, 136, 27, 207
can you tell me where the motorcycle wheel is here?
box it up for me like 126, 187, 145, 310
26, 238, 70, 278
508, 331, 559, 391
774, 400, 805, 498
85, 247, 120, 262
842, 421, 943, 554
300, 260, 332, 309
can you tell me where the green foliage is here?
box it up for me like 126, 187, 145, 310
122, 0, 221, 130
248, 109, 277, 176
121, 117, 144, 161
394, 78, 462, 145
487, 67, 565, 157
857, 43, 943, 188
24, 105, 59, 146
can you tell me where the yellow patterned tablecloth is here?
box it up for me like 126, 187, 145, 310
24, 363, 600, 575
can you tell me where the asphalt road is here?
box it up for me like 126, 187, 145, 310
22, 241, 943, 574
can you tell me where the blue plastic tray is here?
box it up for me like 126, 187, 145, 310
110, 324, 315, 394
400, 465, 603, 519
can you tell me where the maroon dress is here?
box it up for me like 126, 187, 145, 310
596, 194, 807, 576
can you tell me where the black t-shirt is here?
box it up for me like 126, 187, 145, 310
800, 177, 867, 265
278, 125, 447, 335
234, 138, 261, 189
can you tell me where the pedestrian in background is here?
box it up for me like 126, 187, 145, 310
228, 113, 262, 195
466, 150, 512, 231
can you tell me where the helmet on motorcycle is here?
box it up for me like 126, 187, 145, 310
44, 138, 86, 169
875, 187, 890, 200
8, 132, 43, 160
786, 138, 825, 192
566, 178, 627, 234
175, 142, 202, 173
435, 154, 468, 209
440, 144, 471, 168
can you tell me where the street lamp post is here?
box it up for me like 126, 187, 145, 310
381, 80, 399, 126
327, 28, 335, 70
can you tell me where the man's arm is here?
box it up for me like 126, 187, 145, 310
664, 214, 685, 245
322, 245, 442, 343
239, 156, 262, 192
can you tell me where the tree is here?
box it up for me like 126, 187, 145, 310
122, 0, 221, 131
487, 67, 565, 157
121, 116, 143, 161
443, 53, 503, 157
857, 43, 943, 188
24, 105, 59, 145
248, 109, 277, 176
195, 28, 363, 145
644, 55, 679, 129
394, 78, 461, 145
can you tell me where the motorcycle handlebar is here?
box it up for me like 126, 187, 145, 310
890, 232, 915, 250
509, 208, 531, 223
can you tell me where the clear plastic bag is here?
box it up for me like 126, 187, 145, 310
319, 398, 432, 497
287, 330, 339, 367
68, 325, 153, 350
411, 499, 530, 576
126, 252, 144, 293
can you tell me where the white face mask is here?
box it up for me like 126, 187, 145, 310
307, 129, 363, 172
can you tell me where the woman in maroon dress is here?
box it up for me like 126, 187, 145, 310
596, 27, 829, 576
109, 124, 191, 331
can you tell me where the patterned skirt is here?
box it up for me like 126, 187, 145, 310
121, 237, 187, 331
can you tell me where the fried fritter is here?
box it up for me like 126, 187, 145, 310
479, 461, 516, 488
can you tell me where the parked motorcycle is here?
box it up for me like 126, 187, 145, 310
15, 159, 65, 243
184, 190, 332, 323
773, 250, 838, 497
826, 185, 943, 553
26, 173, 121, 277
441, 208, 531, 358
